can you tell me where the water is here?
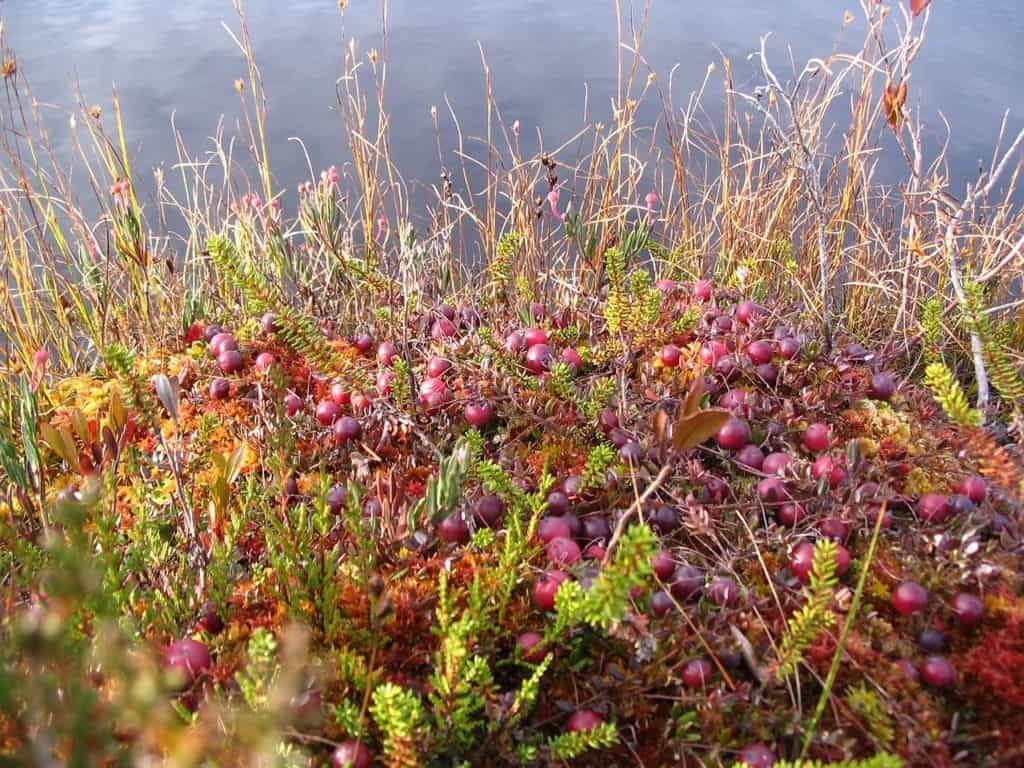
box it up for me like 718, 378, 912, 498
4, 0, 1023, 209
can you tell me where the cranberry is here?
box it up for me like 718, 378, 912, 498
818, 518, 851, 543
868, 373, 896, 401
950, 592, 984, 626
260, 312, 278, 334
559, 512, 582, 538
700, 341, 729, 366
196, 605, 224, 635
430, 317, 458, 339
651, 550, 676, 580
746, 340, 774, 365
525, 343, 554, 374
537, 516, 572, 544
718, 388, 751, 415
607, 428, 630, 449
716, 418, 751, 450
546, 491, 570, 515
316, 400, 341, 426
566, 709, 604, 733
778, 337, 801, 360
651, 590, 675, 617
789, 542, 816, 583
918, 628, 945, 652
708, 577, 741, 607
330, 381, 350, 406
209, 378, 230, 400
209, 332, 237, 356
811, 454, 847, 488
517, 632, 547, 663
284, 392, 303, 417
217, 349, 244, 374
164, 638, 211, 688
465, 400, 495, 428
327, 485, 347, 515
754, 363, 778, 386
376, 370, 397, 396
353, 333, 374, 353
505, 331, 527, 354
756, 477, 788, 504
649, 505, 678, 534
426, 356, 452, 378
585, 543, 607, 560
582, 516, 611, 542
892, 581, 928, 616
735, 300, 761, 325
670, 565, 704, 600
956, 475, 987, 503
802, 423, 830, 452
619, 442, 643, 464
598, 410, 620, 434
681, 658, 713, 689
377, 341, 397, 366
523, 327, 548, 348
660, 344, 682, 367
692, 279, 713, 302
919, 656, 956, 688
737, 742, 776, 768
735, 444, 764, 472
547, 536, 582, 565
948, 494, 975, 516
762, 452, 790, 476
533, 570, 571, 611
333, 416, 362, 444
331, 741, 373, 768
714, 315, 734, 333
438, 513, 470, 544
776, 502, 806, 527
917, 494, 950, 524
418, 377, 451, 411
203, 324, 224, 343
561, 348, 583, 372
474, 495, 505, 528
715, 355, 739, 381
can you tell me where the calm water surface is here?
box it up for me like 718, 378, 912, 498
4, 1, 1023, 207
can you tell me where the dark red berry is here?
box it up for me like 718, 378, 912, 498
681, 658, 713, 689
316, 400, 341, 426
917, 494, 950, 524
209, 378, 231, 400
565, 709, 603, 733
164, 638, 211, 688
438, 513, 470, 544
546, 536, 582, 565
474, 495, 505, 528
868, 372, 896, 401
333, 416, 362, 444
950, 592, 984, 626
919, 656, 956, 688
331, 741, 373, 768
533, 570, 570, 610
802, 423, 830, 452
516, 632, 547, 663
892, 581, 929, 616
956, 475, 987, 504
737, 742, 776, 768
716, 418, 751, 450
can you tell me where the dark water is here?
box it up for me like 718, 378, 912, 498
4, 0, 1023, 208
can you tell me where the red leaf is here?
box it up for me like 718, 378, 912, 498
910, 0, 932, 17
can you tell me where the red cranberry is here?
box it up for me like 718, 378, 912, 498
918, 628, 945, 652
333, 416, 362, 444
517, 632, 547, 663
756, 477, 788, 504
708, 577, 740, 607
465, 400, 495, 428
523, 327, 548, 348
565, 709, 604, 733
474, 495, 505, 528
436, 304, 457, 322
426, 357, 452, 378
418, 377, 452, 411
537, 516, 572, 544
746, 340, 774, 365
714, 314, 734, 333
660, 345, 682, 367
525, 344, 554, 374
892, 581, 929, 616
755, 363, 778, 385
217, 349, 244, 374
430, 317, 458, 339
196, 605, 223, 635
561, 348, 583, 371
811, 454, 847, 488
919, 656, 956, 688
735, 300, 761, 325
718, 388, 751, 415
376, 370, 397, 396
438, 513, 470, 544
505, 331, 527, 354
715, 355, 739, 381
652, 550, 676, 580
789, 542, 816, 583
649, 505, 678, 534
737, 742, 776, 768
651, 590, 675, 617
255, 352, 275, 371
209, 332, 237, 356
598, 410, 619, 434
584, 543, 607, 560
202, 324, 224, 343
762, 452, 790, 475
716, 418, 751, 450
670, 565, 704, 600
330, 381, 350, 406
546, 491, 570, 515
284, 392, 303, 417
802, 423, 830, 452
917, 494, 950, 524
164, 638, 211, 688
327, 485, 347, 515
700, 341, 729, 366
868, 373, 896, 401
582, 516, 611, 542
692, 279, 713, 302
209, 378, 231, 400
956, 475, 987, 503
377, 341, 397, 366
547, 536, 582, 565
681, 658, 713, 689
559, 512, 581, 538
656, 278, 677, 294
778, 337, 801, 360
776, 502, 806, 527
533, 570, 571, 610
950, 592, 984, 626
353, 333, 374, 353
737, 444, 765, 472
948, 494, 975, 516
331, 741, 373, 768
260, 312, 278, 334
316, 400, 341, 426
818, 518, 851, 542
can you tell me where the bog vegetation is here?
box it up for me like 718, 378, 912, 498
0, 1, 1022, 766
